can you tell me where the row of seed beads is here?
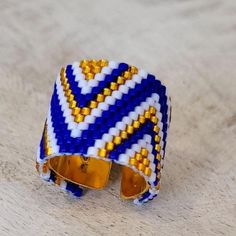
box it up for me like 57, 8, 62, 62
60, 60, 138, 123
98, 106, 162, 178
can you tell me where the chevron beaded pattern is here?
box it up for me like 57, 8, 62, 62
36, 59, 171, 204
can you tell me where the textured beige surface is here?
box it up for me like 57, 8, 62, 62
0, 0, 236, 235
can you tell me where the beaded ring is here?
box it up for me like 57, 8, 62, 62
36, 59, 171, 205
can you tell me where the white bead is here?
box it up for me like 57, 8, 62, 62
101, 67, 112, 74
105, 96, 115, 105
87, 147, 98, 156
102, 134, 113, 142
118, 154, 129, 164
94, 140, 105, 148
108, 61, 118, 68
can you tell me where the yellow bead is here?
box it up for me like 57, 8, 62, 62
106, 142, 114, 151
67, 94, 74, 102
103, 88, 112, 96
144, 111, 151, 119
156, 154, 161, 161
45, 147, 52, 156
69, 100, 77, 109
81, 107, 90, 115
99, 59, 108, 67
124, 71, 132, 79
149, 106, 156, 114
156, 183, 161, 190
113, 136, 122, 145
129, 158, 137, 166
98, 148, 107, 158
117, 76, 125, 84
110, 82, 118, 90
133, 120, 140, 129
72, 107, 80, 116
80, 59, 89, 67
157, 172, 161, 180
155, 144, 161, 152
90, 59, 97, 65
121, 131, 128, 139
82, 65, 90, 74
151, 116, 158, 124
89, 101, 98, 109
144, 167, 152, 176
126, 125, 134, 134
138, 115, 145, 124
143, 158, 150, 166
153, 125, 160, 133
129, 66, 138, 74
138, 163, 145, 171
86, 73, 94, 80
97, 94, 105, 102
75, 114, 84, 122
155, 135, 160, 143
135, 153, 143, 161
63, 83, 70, 91
140, 148, 148, 157
60, 67, 66, 76
65, 89, 72, 97
157, 163, 161, 170
92, 65, 101, 73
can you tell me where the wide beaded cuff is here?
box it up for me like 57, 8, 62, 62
36, 59, 171, 205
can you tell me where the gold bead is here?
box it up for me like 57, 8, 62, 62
99, 59, 108, 67
138, 115, 145, 124
86, 73, 94, 80
155, 135, 160, 143
60, 67, 66, 76
75, 114, 84, 122
126, 125, 134, 134
117, 76, 125, 84
90, 59, 97, 66
144, 167, 152, 176
156, 183, 161, 190
156, 154, 161, 161
144, 111, 151, 119
106, 142, 114, 151
96, 94, 105, 102
67, 94, 74, 102
103, 88, 112, 96
65, 89, 72, 97
81, 107, 90, 115
123, 71, 132, 79
149, 106, 156, 114
155, 144, 161, 152
63, 83, 70, 91
138, 163, 145, 171
153, 125, 160, 133
92, 65, 101, 73
129, 158, 137, 166
135, 153, 143, 161
140, 148, 148, 157
89, 101, 98, 109
157, 163, 161, 170
157, 172, 161, 180
120, 131, 128, 139
110, 82, 118, 90
143, 158, 150, 166
80, 59, 89, 68
82, 65, 90, 74
113, 136, 122, 145
72, 107, 80, 116
133, 120, 140, 129
69, 100, 77, 109
129, 66, 138, 74
98, 148, 107, 158
151, 116, 158, 124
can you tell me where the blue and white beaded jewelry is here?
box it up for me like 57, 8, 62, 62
36, 59, 171, 205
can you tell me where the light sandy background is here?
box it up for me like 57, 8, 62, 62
0, 0, 235, 235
